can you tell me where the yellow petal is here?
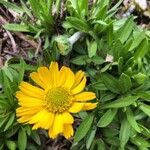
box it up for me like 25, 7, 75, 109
62, 112, 74, 124
48, 113, 63, 139
58, 66, 67, 86
16, 106, 42, 116
74, 92, 96, 101
40, 112, 54, 129
16, 93, 44, 107
31, 110, 54, 130
29, 109, 47, 124
37, 67, 52, 89
83, 103, 97, 110
18, 82, 45, 98
30, 72, 46, 89
69, 102, 84, 113
59, 67, 75, 89
63, 124, 74, 139
49, 62, 59, 87
17, 115, 33, 123
72, 70, 84, 88
71, 77, 86, 95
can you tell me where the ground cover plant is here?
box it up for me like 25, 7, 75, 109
0, 0, 150, 150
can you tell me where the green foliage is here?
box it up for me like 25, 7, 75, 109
0, 0, 150, 149
0, 60, 42, 150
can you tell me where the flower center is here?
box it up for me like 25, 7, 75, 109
45, 87, 72, 113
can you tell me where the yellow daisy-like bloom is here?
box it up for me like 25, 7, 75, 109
16, 62, 97, 139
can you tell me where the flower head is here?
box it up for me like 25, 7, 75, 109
16, 62, 97, 139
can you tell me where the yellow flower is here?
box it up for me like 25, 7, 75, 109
16, 62, 97, 139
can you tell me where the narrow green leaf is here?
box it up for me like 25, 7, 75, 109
86, 127, 97, 149
71, 55, 89, 65
4, 113, 15, 131
2, 66, 13, 82
136, 91, 150, 102
134, 38, 149, 60
108, 0, 123, 14
139, 103, 150, 117
3, 24, 31, 32
97, 109, 117, 127
129, 31, 145, 51
126, 107, 141, 133
119, 119, 131, 148
101, 73, 120, 94
77, 0, 88, 18
2, 71, 14, 105
116, 16, 134, 43
31, 131, 41, 145
74, 114, 94, 143
92, 20, 108, 26
103, 128, 119, 138
131, 136, 150, 148
87, 41, 97, 58
119, 73, 132, 93
96, 139, 106, 150
18, 128, 27, 150
0, 0, 23, 13
66, 17, 89, 32
0, 115, 9, 128
18, 59, 25, 84
101, 96, 138, 109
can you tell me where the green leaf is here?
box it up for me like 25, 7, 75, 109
92, 20, 108, 26
101, 73, 120, 94
87, 40, 97, 58
86, 127, 97, 149
134, 38, 149, 60
90, 139, 106, 150
71, 55, 90, 65
97, 109, 117, 127
119, 73, 132, 93
112, 39, 125, 61
139, 103, 150, 117
108, 0, 123, 15
31, 131, 41, 145
136, 91, 150, 102
101, 95, 138, 109
126, 107, 141, 133
18, 128, 27, 150
77, 0, 88, 18
18, 59, 25, 84
6, 140, 17, 150
0, 0, 23, 13
91, 81, 107, 91
96, 139, 106, 150
116, 16, 134, 43
2, 71, 14, 105
131, 136, 150, 148
103, 128, 119, 138
129, 31, 145, 51
4, 113, 15, 131
20, 0, 33, 18
66, 17, 89, 32
0, 115, 9, 128
133, 73, 147, 84
119, 119, 131, 149
2, 66, 13, 82
74, 114, 94, 143
3, 24, 32, 32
